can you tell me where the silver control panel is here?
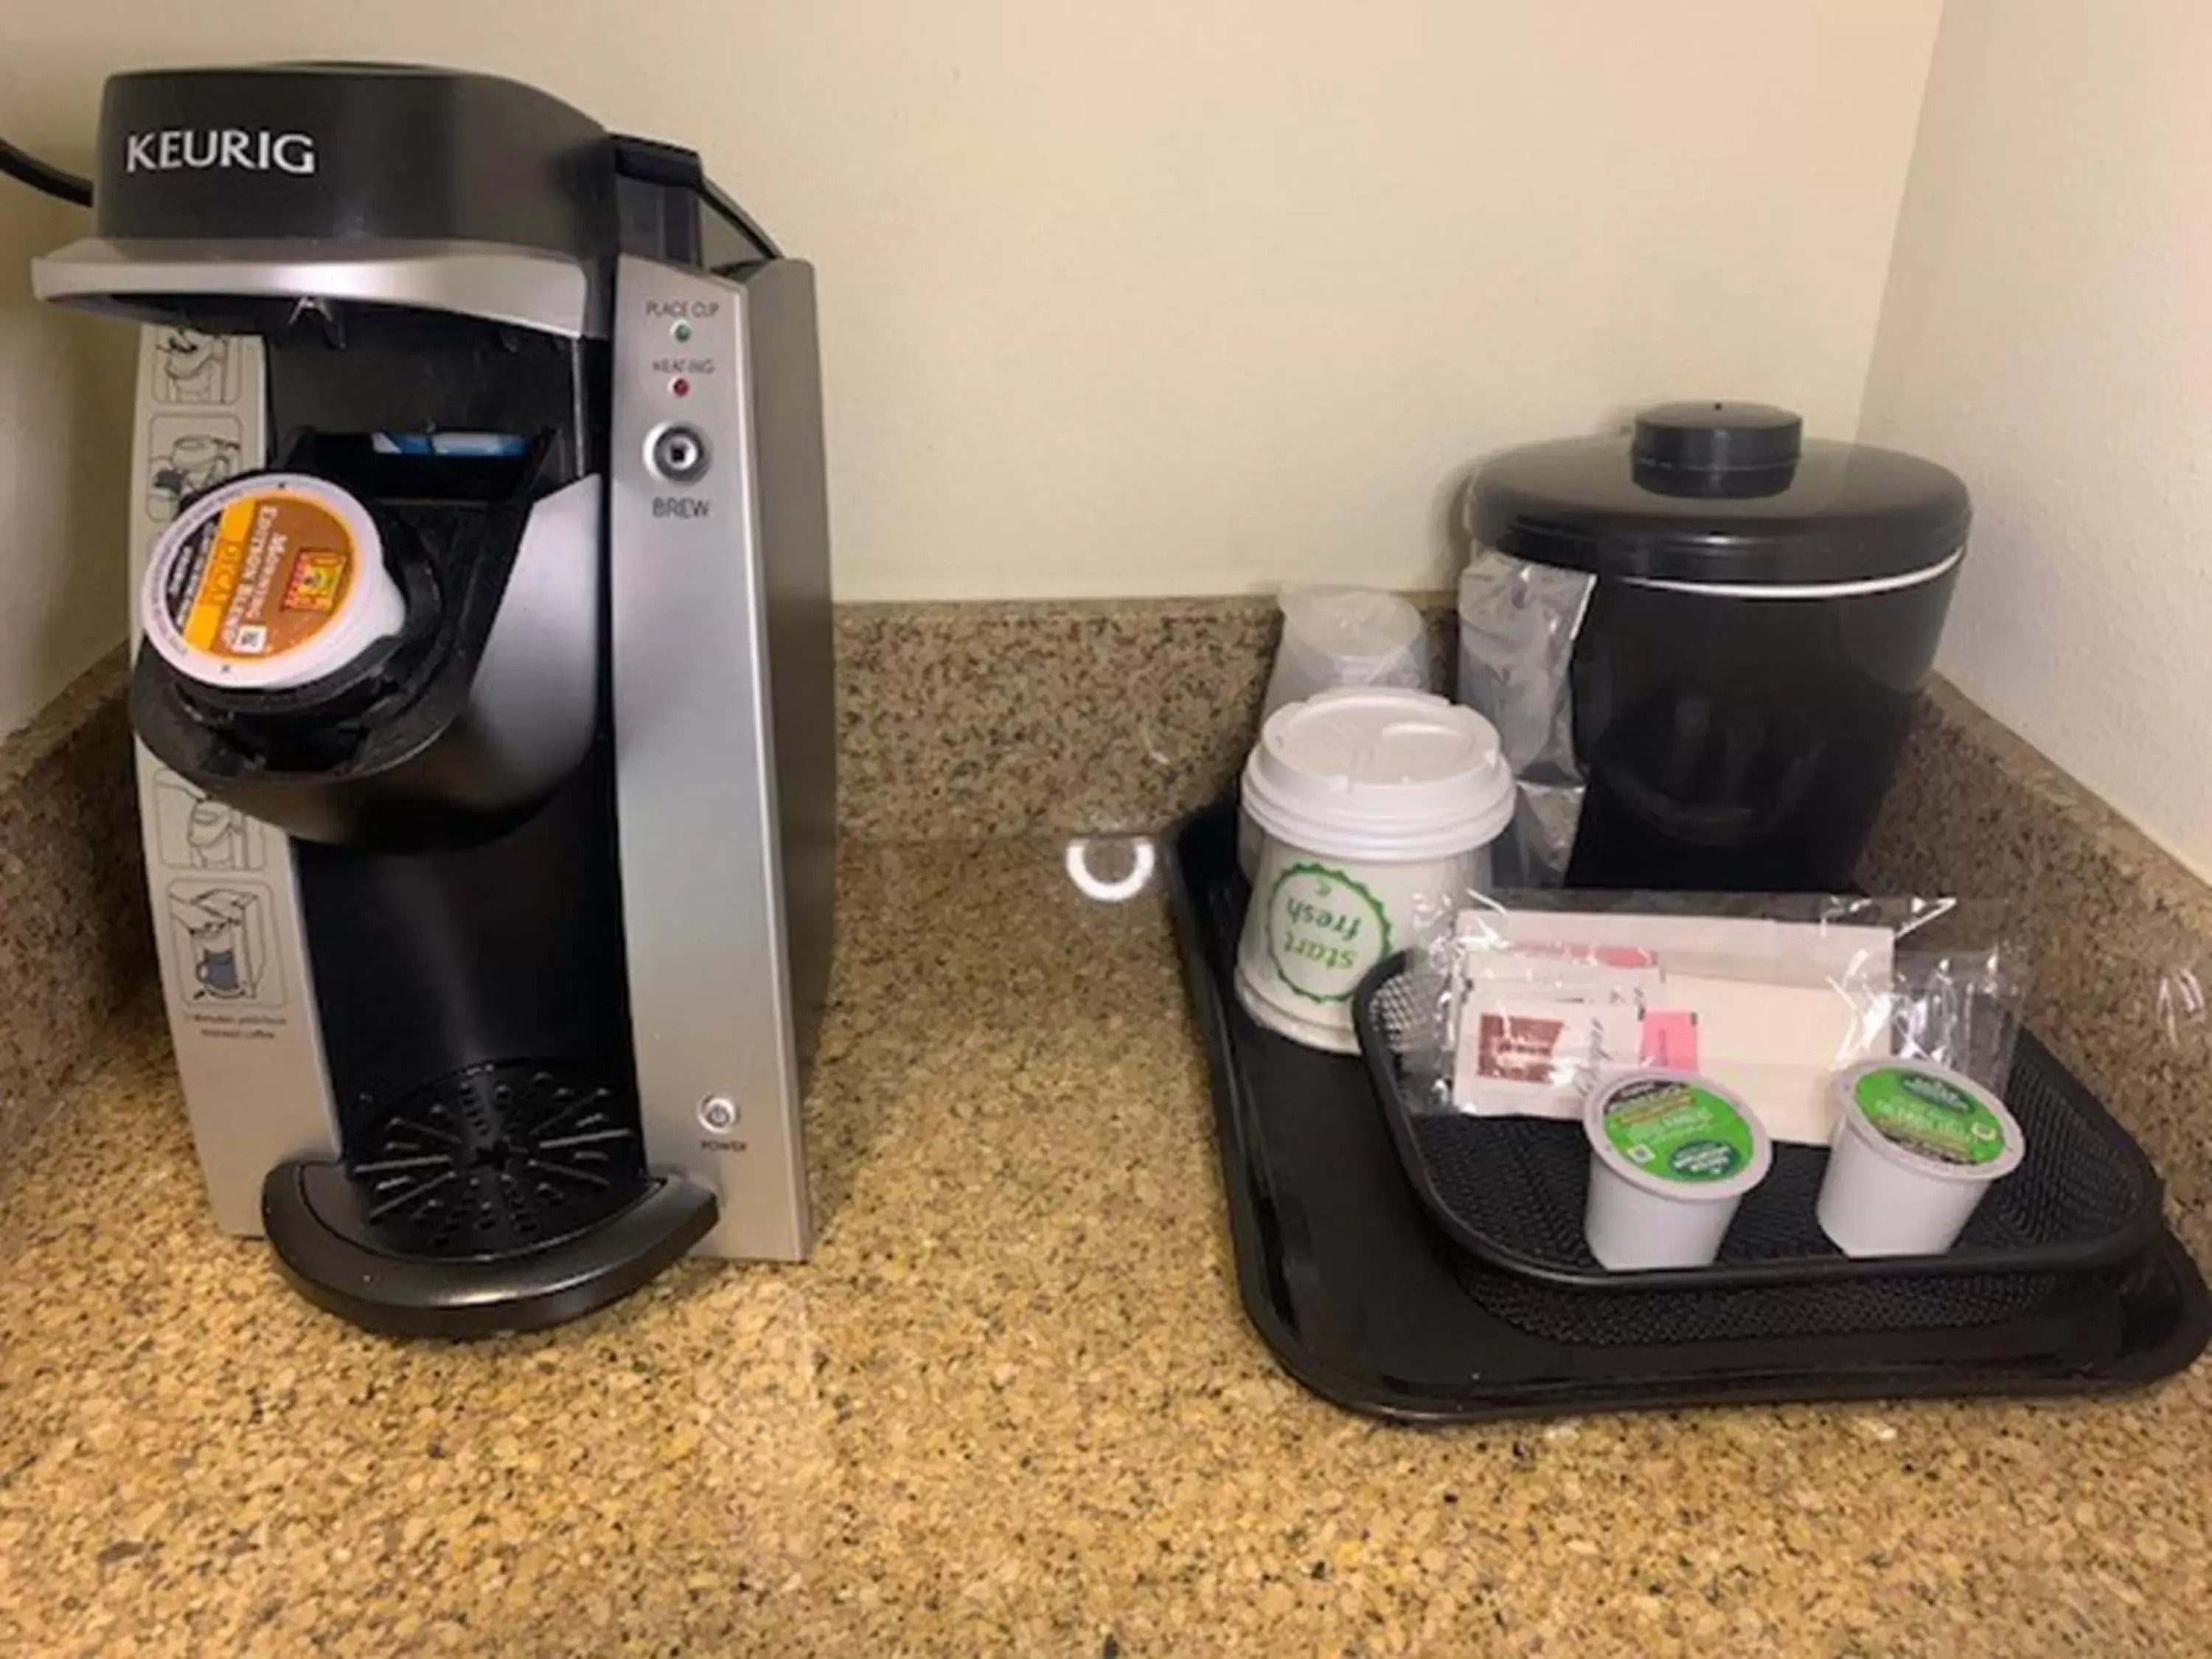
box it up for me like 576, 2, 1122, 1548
608, 255, 833, 1262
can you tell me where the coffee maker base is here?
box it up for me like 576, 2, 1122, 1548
262, 1164, 718, 1338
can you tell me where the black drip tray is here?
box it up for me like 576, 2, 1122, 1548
262, 1060, 718, 1338
1166, 802, 2211, 1422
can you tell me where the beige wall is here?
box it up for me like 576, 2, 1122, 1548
1861, 0, 2212, 877
1, 1, 1942, 733
0, 184, 135, 738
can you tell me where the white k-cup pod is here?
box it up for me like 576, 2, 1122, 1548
1817, 1060, 2025, 1257
1582, 1070, 1773, 1271
1234, 686, 1515, 1054
141, 472, 406, 692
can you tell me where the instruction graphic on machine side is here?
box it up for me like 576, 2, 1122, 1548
149, 766, 268, 872
147, 327, 240, 406
145, 414, 243, 523
164, 879, 285, 1010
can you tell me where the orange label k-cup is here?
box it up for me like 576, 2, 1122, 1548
143, 473, 406, 691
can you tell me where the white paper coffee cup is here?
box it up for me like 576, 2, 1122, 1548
1234, 687, 1515, 1053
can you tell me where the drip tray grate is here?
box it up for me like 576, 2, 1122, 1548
334, 1061, 649, 1261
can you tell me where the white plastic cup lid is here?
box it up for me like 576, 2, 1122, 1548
1242, 687, 1516, 861
1278, 588, 1426, 667
1585, 1070, 1773, 1202
1262, 641, 1428, 722
141, 472, 406, 692
1264, 591, 1430, 720
1833, 1060, 2025, 1182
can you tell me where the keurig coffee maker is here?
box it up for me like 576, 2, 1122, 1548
31, 63, 835, 1335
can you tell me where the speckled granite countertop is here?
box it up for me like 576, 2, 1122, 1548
4, 838, 2208, 1658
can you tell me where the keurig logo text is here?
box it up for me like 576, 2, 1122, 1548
124, 130, 319, 176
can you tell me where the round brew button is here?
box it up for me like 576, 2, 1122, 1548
648, 422, 710, 482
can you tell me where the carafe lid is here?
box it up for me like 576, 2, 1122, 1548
1469, 402, 1970, 588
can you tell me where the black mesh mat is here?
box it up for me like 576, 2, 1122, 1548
1359, 956, 2163, 1292
1453, 1251, 2061, 1346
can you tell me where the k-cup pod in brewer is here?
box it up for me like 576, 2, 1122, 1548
1817, 1060, 2025, 1257
1582, 1070, 1772, 1270
142, 473, 406, 692
1234, 687, 1514, 1053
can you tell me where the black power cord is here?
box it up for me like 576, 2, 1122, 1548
0, 136, 92, 206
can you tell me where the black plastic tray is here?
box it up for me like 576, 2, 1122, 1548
1166, 803, 2211, 1422
1357, 954, 2165, 1292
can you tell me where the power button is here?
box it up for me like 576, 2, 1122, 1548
698, 1095, 740, 1133
648, 423, 711, 484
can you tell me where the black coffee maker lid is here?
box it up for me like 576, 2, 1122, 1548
1469, 401, 1971, 587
